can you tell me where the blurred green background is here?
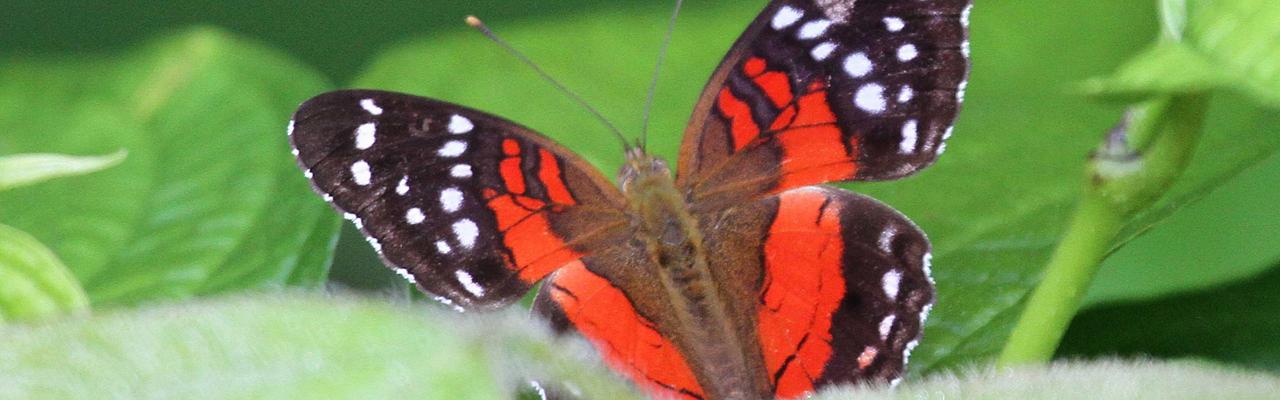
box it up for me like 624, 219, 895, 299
2, 0, 1278, 395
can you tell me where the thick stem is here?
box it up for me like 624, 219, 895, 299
997, 95, 1208, 366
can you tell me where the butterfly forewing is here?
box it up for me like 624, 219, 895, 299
678, 0, 971, 210
289, 90, 627, 309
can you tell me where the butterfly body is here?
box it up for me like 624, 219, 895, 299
616, 149, 774, 399
290, 1, 969, 398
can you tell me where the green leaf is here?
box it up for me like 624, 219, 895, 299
1085, 0, 1280, 107
0, 223, 89, 323
0, 150, 126, 192
818, 359, 1280, 399
1061, 263, 1280, 373
0, 293, 641, 399
350, 1, 1280, 375
0, 27, 340, 306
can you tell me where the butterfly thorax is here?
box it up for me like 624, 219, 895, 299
618, 150, 773, 400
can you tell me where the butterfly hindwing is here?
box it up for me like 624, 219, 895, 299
290, 90, 627, 309
721, 186, 933, 397
678, 0, 971, 210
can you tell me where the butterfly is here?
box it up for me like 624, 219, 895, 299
289, 0, 969, 398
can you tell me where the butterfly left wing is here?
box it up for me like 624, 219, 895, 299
677, 0, 971, 211
290, 90, 628, 309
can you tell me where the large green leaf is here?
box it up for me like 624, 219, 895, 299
0, 293, 640, 399
0, 28, 340, 306
1061, 263, 1280, 373
0, 224, 89, 323
349, 0, 1280, 375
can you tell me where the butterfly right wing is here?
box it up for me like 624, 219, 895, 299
289, 90, 628, 309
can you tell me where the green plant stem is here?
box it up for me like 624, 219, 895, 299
998, 95, 1209, 366
997, 195, 1123, 366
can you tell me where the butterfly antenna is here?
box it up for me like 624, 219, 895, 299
466, 16, 632, 151
640, 0, 685, 151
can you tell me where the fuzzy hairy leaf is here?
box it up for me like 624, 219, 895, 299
0, 293, 640, 400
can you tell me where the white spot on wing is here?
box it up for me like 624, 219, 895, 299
843, 52, 873, 77
355, 122, 376, 150
897, 44, 919, 61
879, 314, 896, 340
290, 148, 300, 157
450, 164, 473, 178
351, 160, 372, 186
406, 207, 426, 225
771, 6, 803, 30
396, 176, 410, 195
882, 270, 902, 300
810, 42, 837, 61
923, 252, 935, 284
453, 219, 479, 249
962, 4, 973, 28
448, 115, 474, 134
436, 240, 452, 254
394, 268, 417, 284
440, 187, 464, 213
286, 120, 295, 136
878, 226, 897, 253
798, 19, 832, 40
884, 17, 905, 32
360, 98, 383, 115
322, 194, 334, 203
439, 140, 468, 157
921, 303, 934, 324
456, 270, 486, 297
303, 169, 314, 179
366, 236, 382, 253
855, 84, 887, 114
900, 120, 919, 154
898, 86, 914, 103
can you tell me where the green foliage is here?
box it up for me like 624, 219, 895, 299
819, 359, 1280, 399
1062, 264, 1280, 373
0, 151, 126, 192
0, 28, 341, 307
0, 0, 1277, 397
0, 293, 640, 400
0, 224, 89, 324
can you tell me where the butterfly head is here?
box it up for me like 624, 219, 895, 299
618, 147, 673, 196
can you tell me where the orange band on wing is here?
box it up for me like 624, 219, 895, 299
718, 87, 760, 151
754, 71, 794, 109
500, 139, 527, 195
486, 194, 580, 283
758, 189, 848, 398
772, 82, 858, 190
550, 261, 705, 400
537, 149, 577, 205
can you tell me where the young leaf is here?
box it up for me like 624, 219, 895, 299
0, 150, 126, 192
0, 223, 89, 323
1084, 0, 1280, 107
0, 28, 340, 306
349, 1, 1280, 376
0, 293, 641, 399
